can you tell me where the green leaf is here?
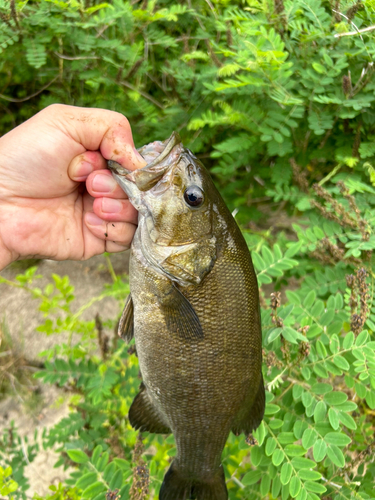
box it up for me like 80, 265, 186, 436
67, 449, 89, 464
335, 401, 357, 412
280, 462, 293, 485
289, 476, 301, 498
303, 290, 316, 308
343, 332, 354, 350
251, 446, 262, 467
96, 452, 109, 472
82, 481, 106, 499
76, 472, 98, 489
328, 408, 340, 430
312, 62, 325, 74
324, 432, 351, 447
91, 446, 103, 467
338, 411, 357, 430
262, 246, 274, 267
298, 470, 322, 481
333, 355, 350, 371
285, 445, 306, 457
305, 481, 327, 494
314, 401, 326, 423
103, 462, 116, 482
265, 404, 280, 415
272, 449, 285, 466
113, 459, 131, 470
316, 341, 327, 358
311, 383, 332, 395
324, 392, 348, 406
109, 469, 123, 490
291, 457, 316, 469
267, 327, 283, 343
260, 474, 271, 497
313, 439, 327, 462
320, 309, 335, 326
302, 428, 318, 449
242, 470, 262, 486
327, 445, 345, 467
266, 437, 277, 456
365, 390, 375, 410
285, 242, 302, 258
355, 330, 368, 346
254, 422, 266, 446
272, 475, 282, 498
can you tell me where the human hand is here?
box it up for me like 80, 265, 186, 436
0, 104, 147, 271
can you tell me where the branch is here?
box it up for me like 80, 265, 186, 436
119, 80, 164, 109
0, 75, 59, 103
334, 25, 375, 37
54, 52, 99, 61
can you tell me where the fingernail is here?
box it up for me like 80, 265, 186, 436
134, 148, 147, 166
78, 161, 93, 177
102, 198, 122, 214
92, 174, 117, 193
86, 212, 104, 226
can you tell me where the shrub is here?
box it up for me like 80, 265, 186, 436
1, 0, 375, 499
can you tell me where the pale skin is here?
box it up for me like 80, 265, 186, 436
0, 104, 147, 271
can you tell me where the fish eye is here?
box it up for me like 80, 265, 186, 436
184, 185, 204, 208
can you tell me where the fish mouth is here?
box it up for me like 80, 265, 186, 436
107, 131, 184, 213
107, 131, 182, 189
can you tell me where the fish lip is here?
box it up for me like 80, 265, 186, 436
107, 131, 181, 177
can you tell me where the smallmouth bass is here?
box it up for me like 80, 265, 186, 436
108, 133, 264, 500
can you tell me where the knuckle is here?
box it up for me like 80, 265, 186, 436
43, 103, 66, 115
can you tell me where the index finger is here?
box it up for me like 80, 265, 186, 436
52, 104, 147, 171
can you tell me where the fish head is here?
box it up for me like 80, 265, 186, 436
108, 132, 218, 286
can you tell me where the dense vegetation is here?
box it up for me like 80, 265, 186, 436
1, 0, 375, 499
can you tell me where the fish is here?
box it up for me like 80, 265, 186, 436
108, 132, 264, 500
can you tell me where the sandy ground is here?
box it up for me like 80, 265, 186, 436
0, 252, 129, 498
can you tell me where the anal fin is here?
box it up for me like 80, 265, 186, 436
129, 383, 171, 434
118, 294, 134, 342
231, 375, 265, 436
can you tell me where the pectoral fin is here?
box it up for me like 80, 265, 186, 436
118, 294, 134, 342
161, 285, 204, 341
129, 383, 171, 434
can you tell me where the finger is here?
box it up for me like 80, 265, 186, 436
50, 104, 147, 171
84, 212, 136, 248
93, 197, 138, 224
86, 170, 128, 199
68, 151, 107, 182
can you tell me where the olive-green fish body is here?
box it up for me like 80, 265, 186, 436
108, 133, 264, 500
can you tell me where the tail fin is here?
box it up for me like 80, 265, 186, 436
159, 462, 227, 500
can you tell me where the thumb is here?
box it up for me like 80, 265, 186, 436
53, 104, 147, 171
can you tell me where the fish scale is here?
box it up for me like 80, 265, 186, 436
108, 132, 264, 500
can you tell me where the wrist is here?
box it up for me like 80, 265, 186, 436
0, 239, 12, 272
0, 207, 15, 272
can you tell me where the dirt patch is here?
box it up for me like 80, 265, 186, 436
0, 252, 129, 497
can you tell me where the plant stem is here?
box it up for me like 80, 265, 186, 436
318, 164, 342, 186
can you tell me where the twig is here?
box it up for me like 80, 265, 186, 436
104, 253, 117, 283
119, 80, 164, 109
203, 0, 217, 19
54, 52, 99, 61
0, 76, 59, 102
334, 25, 375, 37
318, 163, 342, 186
